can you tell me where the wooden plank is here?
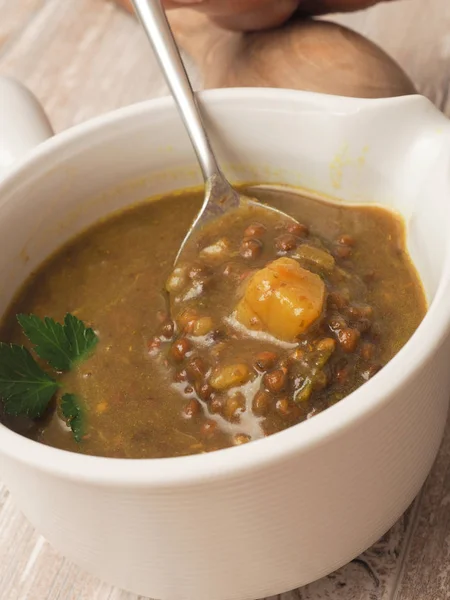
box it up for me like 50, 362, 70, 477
396, 413, 450, 600
0, 0, 45, 55
0, 0, 168, 132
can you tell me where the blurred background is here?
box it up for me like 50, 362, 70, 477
0, 0, 448, 132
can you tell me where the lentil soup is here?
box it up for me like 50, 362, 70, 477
0, 187, 426, 458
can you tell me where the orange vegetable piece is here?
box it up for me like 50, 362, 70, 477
235, 257, 325, 342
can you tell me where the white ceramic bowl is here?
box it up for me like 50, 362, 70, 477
0, 77, 450, 600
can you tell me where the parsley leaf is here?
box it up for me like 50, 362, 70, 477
0, 313, 96, 439
0, 343, 59, 418
17, 314, 71, 371
61, 393, 84, 442
63, 314, 98, 364
17, 313, 98, 371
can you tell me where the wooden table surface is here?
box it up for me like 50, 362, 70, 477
0, 1, 449, 599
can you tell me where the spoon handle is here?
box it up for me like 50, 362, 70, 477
131, 0, 221, 182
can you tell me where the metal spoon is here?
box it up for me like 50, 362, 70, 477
131, 0, 298, 265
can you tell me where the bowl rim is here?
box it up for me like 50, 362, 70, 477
0, 87, 449, 487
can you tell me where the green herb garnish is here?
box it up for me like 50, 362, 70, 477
0, 313, 97, 442
17, 313, 98, 372
0, 343, 59, 418
61, 393, 84, 442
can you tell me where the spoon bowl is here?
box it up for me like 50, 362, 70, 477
175, 177, 300, 264
131, 0, 299, 269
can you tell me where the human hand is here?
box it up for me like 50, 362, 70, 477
158, 0, 393, 31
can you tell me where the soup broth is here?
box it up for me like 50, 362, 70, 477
0, 187, 426, 458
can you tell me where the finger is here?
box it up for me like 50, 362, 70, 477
164, 0, 295, 15
176, 1, 300, 31
114, 0, 298, 31
298, 0, 392, 15
162, 1, 205, 8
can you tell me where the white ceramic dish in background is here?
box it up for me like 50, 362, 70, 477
0, 76, 449, 600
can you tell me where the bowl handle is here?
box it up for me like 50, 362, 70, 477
0, 77, 53, 179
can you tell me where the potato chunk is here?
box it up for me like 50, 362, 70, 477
235, 257, 325, 341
